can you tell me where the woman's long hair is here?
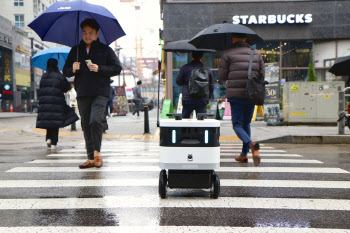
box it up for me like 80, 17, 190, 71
46, 58, 59, 73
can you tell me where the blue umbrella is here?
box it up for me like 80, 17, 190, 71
31, 47, 71, 71
28, 0, 126, 48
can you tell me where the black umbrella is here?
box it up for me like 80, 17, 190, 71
329, 55, 350, 76
163, 39, 216, 53
188, 23, 263, 51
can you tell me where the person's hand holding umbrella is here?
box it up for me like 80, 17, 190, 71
72, 62, 80, 73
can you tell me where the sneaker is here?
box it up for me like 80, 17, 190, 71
46, 139, 51, 148
51, 145, 57, 150
251, 142, 261, 166
235, 155, 248, 163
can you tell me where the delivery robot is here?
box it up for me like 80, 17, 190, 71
158, 113, 220, 199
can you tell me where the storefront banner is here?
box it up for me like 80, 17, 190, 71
264, 83, 280, 123
0, 49, 13, 102
264, 63, 280, 123
265, 62, 279, 84
112, 86, 128, 116
15, 68, 30, 87
125, 88, 133, 100
223, 98, 231, 120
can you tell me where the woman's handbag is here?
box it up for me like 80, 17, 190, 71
244, 49, 268, 105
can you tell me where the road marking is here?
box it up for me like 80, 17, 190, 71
6, 166, 349, 173
0, 226, 346, 233
47, 153, 159, 157
47, 153, 303, 158
220, 146, 275, 149
60, 148, 160, 153
220, 149, 286, 153
1, 195, 350, 210
0, 179, 349, 189
220, 153, 303, 157
58, 148, 285, 154
29, 158, 320, 164
220, 159, 322, 163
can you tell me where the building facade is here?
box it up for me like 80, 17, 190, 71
0, 0, 64, 111
161, 0, 350, 105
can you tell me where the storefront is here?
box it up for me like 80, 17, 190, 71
0, 16, 14, 112
161, 0, 350, 105
13, 28, 32, 112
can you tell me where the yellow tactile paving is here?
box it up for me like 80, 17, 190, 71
31, 128, 239, 141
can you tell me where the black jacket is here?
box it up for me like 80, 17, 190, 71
63, 39, 122, 98
36, 71, 78, 129
176, 60, 214, 101
218, 42, 265, 99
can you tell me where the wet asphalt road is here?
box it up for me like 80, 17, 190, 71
1, 116, 350, 232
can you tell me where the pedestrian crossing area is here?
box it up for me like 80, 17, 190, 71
1, 140, 350, 232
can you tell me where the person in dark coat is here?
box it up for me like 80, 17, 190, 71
63, 18, 122, 169
218, 34, 265, 166
106, 81, 116, 117
176, 51, 214, 118
132, 80, 143, 118
36, 58, 77, 150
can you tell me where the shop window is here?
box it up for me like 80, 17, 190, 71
256, 41, 280, 64
172, 52, 222, 70
211, 70, 226, 99
14, 15, 25, 27
172, 53, 188, 69
282, 69, 308, 82
282, 41, 312, 67
172, 70, 182, 106
14, 0, 23, 6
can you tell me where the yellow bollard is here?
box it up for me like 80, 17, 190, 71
257, 105, 264, 117
251, 105, 258, 121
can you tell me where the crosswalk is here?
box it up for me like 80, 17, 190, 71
1, 140, 350, 232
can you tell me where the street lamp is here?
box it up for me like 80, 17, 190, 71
115, 46, 123, 86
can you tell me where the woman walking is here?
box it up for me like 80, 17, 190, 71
36, 58, 78, 149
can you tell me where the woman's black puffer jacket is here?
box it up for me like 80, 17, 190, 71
36, 71, 71, 129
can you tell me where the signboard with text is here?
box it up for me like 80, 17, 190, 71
112, 86, 128, 116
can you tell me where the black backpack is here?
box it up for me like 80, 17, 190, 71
188, 66, 209, 98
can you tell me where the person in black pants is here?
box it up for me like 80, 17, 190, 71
36, 58, 78, 150
176, 51, 214, 118
63, 18, 122, 168
106, 82, 116, 117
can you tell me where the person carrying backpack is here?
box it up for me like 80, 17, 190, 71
176, 51, 214, 118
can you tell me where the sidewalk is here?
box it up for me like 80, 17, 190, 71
0, 112, 36, 118
2, 111, 350, 144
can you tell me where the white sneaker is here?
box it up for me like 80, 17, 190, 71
51, 145, 57, 150
46, 139, 51, 148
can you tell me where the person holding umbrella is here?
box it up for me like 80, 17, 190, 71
63, 18, 122, 169
218, 34, 265, 166
176, 51, 214, 118
36, 58, 79, 150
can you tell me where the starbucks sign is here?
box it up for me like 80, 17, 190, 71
232, 14, 312, 25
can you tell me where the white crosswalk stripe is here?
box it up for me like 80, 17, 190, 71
29, 158, 322, 164
0, 226, 347, 233
6, 166, 348, 173
1, 195, 350, 210
3, 139, 350, 231
1, 179, 350, 188
47, 153, 304, 157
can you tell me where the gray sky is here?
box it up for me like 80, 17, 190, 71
87, 0, 162, 59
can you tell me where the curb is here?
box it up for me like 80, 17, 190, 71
259, 135, 350, 144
